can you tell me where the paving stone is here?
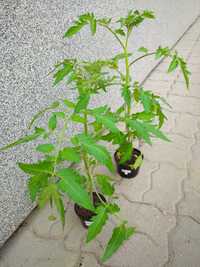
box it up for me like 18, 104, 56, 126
170, 217, 200, 267
178, 191, 200, 222
171, 81, 200, 98
143, 80, 172, 97
80, 254, 101, 267
0, 226, 79, 267
142, 134, 192, 169
172, 112, 199, 138
97, 198, 175, 267
143, 163, 186, 214
167, 94, 200, 115
116, 160, 159, 202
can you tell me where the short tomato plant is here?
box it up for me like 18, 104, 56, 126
0, 9, 190, 262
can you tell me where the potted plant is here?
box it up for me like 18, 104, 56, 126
62, 10, 190, 179
0, 9, 190, 263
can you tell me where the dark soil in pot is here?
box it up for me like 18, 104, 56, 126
114, 148, 144, 179
74, 192, 106, 228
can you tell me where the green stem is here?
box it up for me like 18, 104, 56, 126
83, 110, 93, 194
129, 52, 156, 67
124, 33, 131, 138
100, 24, 125, 50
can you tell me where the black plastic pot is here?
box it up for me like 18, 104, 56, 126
114, 148, 143, 179
74, 192, 106, 228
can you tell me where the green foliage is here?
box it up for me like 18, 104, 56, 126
28, 174, 49, 201
96, 175, 114, 196
53, 60, 74, 85
64, 13, 97, 38
101, 224, 135, 262
48, 114, 57, 131
0, 127, 45, 152
138, 46, 148, 54
59, 147, 81, 163
74, 134, 114, 172
58, 168, 95, 212
18, 161, 54, 175
36, 144, 55, 153
86, 206, 108, 242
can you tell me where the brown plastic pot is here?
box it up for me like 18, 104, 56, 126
74, 192, 106, 228
114, 148, 143, 179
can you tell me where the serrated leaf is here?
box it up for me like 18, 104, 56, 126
115, 29, 126, 36
127, 119, 151, 145
96, 175, 114, 196
168, 55, 178, 73
0, 127, 45, 152
28, 174, 49, 201
144, 122, 170, 142
90, 17, 97, 35
94, 114, 119, 134
71, 114, 85, 124
122, 85, 131, 109
130, 154, 143, 170
28, 101, 59, 129
76, 134, 114, 172
59, 147, 81, 163
48, 114, 57, 130
118, 142, 132, 164
53, 112, 65, 119
75, 94, 90, 113
18, 161, 54, 175
52, 189, 65, 227
53, 63, 73, 85
101, 224, 135, 262
63, 99, 75, 109
57, 168, 94, 211
138, 46, 148, 53
178, 57, 190, 89
36, 144, 55, 153
106, 203, 120, 214
64, 25, 84, 38
38, 184, 57, 208
86, 206, 108, 242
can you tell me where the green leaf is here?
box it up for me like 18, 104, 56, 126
178, 57, 190, 89
75, 94, 90, 113
0, 127, 45, 152
52, 189, 65, 227
96, 175, 114, 196
142, 10, 155, 19
101, 224, 135, 262
90, 17, 97, 35
48, 114, 57, 131
144, 122, 170, 142
63, 99, 75, 109
76, 134, 114, 172
53, 62, 73, 85
53, 112, 65, 119
59, 147, 81, 163
57, 168, 94, 211
28, 101, 59, 129
168, 55, 178, 73
122, 85, 131, 109
86, 206, 108, 242
140, 90, 152, 113
115, 29, 126, 36
106, 203, 120, 214
128, 119, 151, 145
64, 25, 84, 38
36, 144, 55, 153
38, 184, 57, 208
57, 167, 86, 184
28, 174, 49, 201
18, 161, 54, 175
71, 114, 85, 124
118, 142, 133, 164
130, 154, 143, 170
155, 46, 170, 59
138, 46, 148, 53
94, 114, 119, 134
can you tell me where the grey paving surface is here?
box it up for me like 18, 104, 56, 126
1, 0, 200, 247
1, 12, 200, 267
